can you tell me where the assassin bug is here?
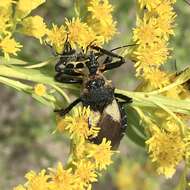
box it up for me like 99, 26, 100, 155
55, 42, 133, 149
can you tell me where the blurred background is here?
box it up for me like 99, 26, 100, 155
0, 0, 190, 189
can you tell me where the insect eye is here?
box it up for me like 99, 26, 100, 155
76, 63, 84, 69
66, 64, 74, 68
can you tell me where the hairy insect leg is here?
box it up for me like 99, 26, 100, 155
55, 73, 83, 84
55, 98, 81, 116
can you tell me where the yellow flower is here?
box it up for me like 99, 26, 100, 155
138, 0, 161, 11
74, 160, 97, 188
0, 12, 11, 35
146, 124, 186, 178
156, 16, 175, 41
57, 106, 99, 141
156, 0, 176, 18
25, 169, 50, 190
49, 162, 75, 190
135, 40, 170, 72
88, 0, 113, 24
0, 36, 22, 59
46, 24, 67, 53
66, 17, 97, 48
16, 0, 46, 18
34, 83, 46, 96
133, 16, 160, 46
13, 185, 26, 190
0, 0, 14, 8
20, 16, 47, 43
143, 69, 170, 89
92, 20, 117, 43
87, 138, 114, 170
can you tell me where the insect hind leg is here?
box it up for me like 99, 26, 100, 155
117, 101, 128, 132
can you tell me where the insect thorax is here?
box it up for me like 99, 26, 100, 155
81, 75, 115, 112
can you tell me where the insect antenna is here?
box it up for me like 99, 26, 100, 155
110, 43, 137, 52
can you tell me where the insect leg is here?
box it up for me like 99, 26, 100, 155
101, 59, 126, 71
55, 98, 81, 116
91, 45, 123, 59
55, 73, 82, 84
114, 93, 132, 104
117, 101, 128, 132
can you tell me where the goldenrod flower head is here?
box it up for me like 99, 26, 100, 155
49, 162, 75, 190
88, 0, 113, 24
21, 16, 47, 43
66, 17, 96, 48
0, 12, 11, 35
57, 106, 99, 141
138, 0, 161, 11
156, 0, 176, 17
146, 125, 186, 178
74, 160, 97, 188
25, 169, 50, 190
143, 69, 170, 89
34, 83, 46, 96
0, 0, 14, 8
87, 0, 117, 44
92, 20, 117, 43
73, 141, 86, 159
87, 138, 115, 170
16, 0, 46, 18
13, 185, 26, 190
133, 16, 160, 46
46, 24, 67, 53
156, 16, 175, 41
0, 36, 22, 59
135, 40, 170, 74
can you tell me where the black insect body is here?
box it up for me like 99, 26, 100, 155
55, 45, 132, 149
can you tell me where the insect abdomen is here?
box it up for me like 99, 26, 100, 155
90, 99, 126, 149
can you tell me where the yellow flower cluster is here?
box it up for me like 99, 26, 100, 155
133, 0, 176, 89
0, 0, 116, 57
14, 106, 116, 190
46, 0, 117, 52
146, 119, 186, 178
0, 0, 46, 59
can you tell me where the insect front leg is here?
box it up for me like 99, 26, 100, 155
114, 93, 132, 104
55, 98, 81, 116
55, 73, 83, 84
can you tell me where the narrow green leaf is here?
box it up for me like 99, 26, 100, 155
116, 89, 190, 115
0, 57, 27, 65
125, 106, 146, 138
32, 94, 55, 108
0, 64, 79, 91
126, 124, 146, 148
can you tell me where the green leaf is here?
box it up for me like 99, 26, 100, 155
0, 64, 79, 91
116, 89, 190, 115
32, 94, 55, 108
0, 56, 28, 65
125, 106, 147, 138
126, 125, 146, 148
